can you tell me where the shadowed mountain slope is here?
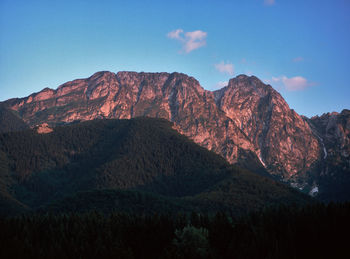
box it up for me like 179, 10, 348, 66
0, 118, 311, 216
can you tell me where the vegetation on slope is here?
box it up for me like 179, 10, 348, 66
0, 117, 310, 216
0, 104, 28, 133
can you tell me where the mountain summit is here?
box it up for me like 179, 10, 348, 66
1, 71, 349, 200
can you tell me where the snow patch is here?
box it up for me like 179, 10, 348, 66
314, 133, 328, 160
318, 136, 327, 159
290, 182, 305, 191
309, 186, 319, 197
323, 146, 327, 159
258, 154, 266, 167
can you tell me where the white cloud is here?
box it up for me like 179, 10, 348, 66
167, 29, 207, 53
264, 0, 275, 5
282, 76, 310, 91
184, 30, 207, 53
214, 61, 234, 76
270, 76, 281, 83
167, 29, 183, 40
268, 75, 313, 91
215, 81, 228, 89
292, 56, 304, 63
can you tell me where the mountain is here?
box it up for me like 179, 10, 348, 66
1, 71, 349, 201
2, 71, 255, 165
305, 110, 350, 201
0, 104, 28, 133
0, 118, 311, 216
214, 76, 320, 180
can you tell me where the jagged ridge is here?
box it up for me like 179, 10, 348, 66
1, 71, 349, 200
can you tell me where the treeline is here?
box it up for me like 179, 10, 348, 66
0, 118, 309, 214
0, 105, 28, 134
1, 202, 349, 259
0, 118, 227, 185
0, 118, 230, 208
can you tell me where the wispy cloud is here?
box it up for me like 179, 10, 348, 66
167, 29, 183, 40
215, 81, 228, 89
268, 75, 313, 91
264, 0, 275, 5
292, 56, 304, 63
167, 29, 207, 53
282, 76, 311, 91
214, 61, 234, 76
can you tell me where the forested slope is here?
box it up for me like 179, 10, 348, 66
0, 118, 311, 216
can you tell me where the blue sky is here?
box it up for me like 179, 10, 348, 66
0, 0, 349, 117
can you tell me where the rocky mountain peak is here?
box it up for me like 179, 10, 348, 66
229, 74, 263, 85
1, 70, 348, 199
213, 74, 320, 179
233, 75, 279, 99
88, 71, 116, 84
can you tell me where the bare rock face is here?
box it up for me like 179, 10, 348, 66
306, 110, 350, 201
214, 75, 320, 180
2, 71, 348, 199
310, 110, 350, 159
35, 123, 53, 134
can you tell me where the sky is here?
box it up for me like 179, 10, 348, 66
0, 0, 349, 117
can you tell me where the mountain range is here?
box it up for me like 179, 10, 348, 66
0, 71, 349, 202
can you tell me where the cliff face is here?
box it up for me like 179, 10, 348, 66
2, 71, 349, 198
214, 75, 320, 179
306, 110, 350, 201
310, 110, 350, 160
